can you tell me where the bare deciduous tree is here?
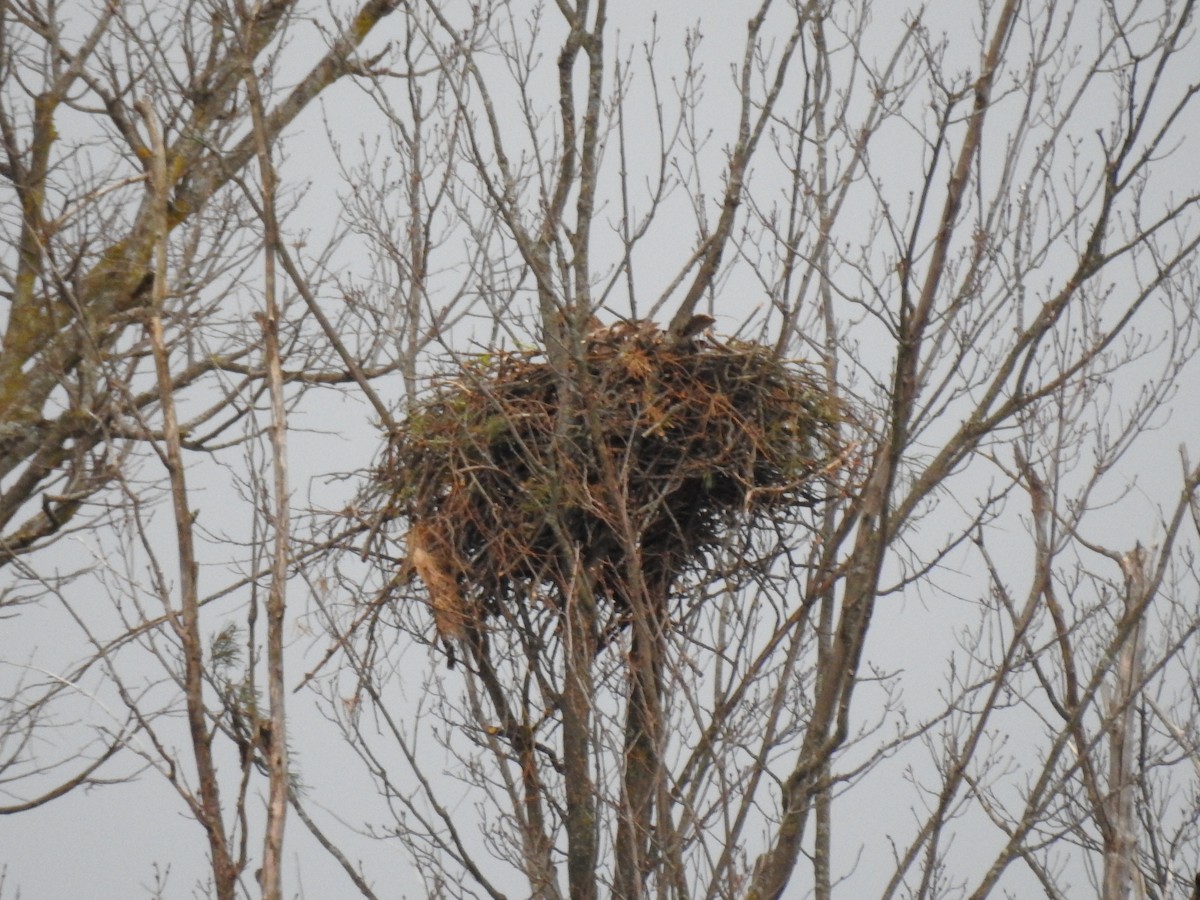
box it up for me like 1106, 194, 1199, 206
3, 1, 1200, 899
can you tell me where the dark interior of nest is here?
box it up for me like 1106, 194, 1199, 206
374, 319, 846, 655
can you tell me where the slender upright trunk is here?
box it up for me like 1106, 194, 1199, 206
1102, 547, 1148, 900
561, 568, 600, 900
614, 588, 665, 899
139, 99, 240, 900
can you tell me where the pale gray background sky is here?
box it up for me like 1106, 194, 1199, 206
2, 0, 1198, 897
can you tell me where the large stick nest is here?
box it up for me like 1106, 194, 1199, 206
374, 320, 847, 642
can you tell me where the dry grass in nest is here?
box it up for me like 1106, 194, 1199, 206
374, 320, 847, 644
